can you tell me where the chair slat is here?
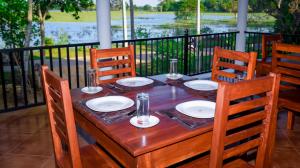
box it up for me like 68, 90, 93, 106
278, 61, 300, 70
281, 76, 300, 86
55, 126, 68, 144
228, 77, 273, 100
98, 67, 132, 76
54, 114, 67, 134
223, 138, 261, 160
225, 125, 263, 146
50, 100, 65, 119
215, 70, 237, 79
95, 47, 132, 58
275, 43, 300, 53
98, 59, 131, 67
217, 62, 247, 71
277, 67, 300, 78
218, 49, 250, 62
228, 97, 269, 115
226, 110, 266, 131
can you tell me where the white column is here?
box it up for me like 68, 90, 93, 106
235, 0, 248, 52
196, 0, 201, 34
129, 0, 135, 39
96, 0, 111, 49
122, 0, 128, 41
122, 0, 128, 47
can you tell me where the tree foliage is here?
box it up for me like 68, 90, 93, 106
33, 0, 93, 45
0, 0, 27, 48
257, 0, 300, 34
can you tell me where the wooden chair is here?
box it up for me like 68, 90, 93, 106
211, 46, 257, 82
256, 34, 282, 76
271, 42, 300, 130
180, 73, 281, 168
41, 66, 119, 168
90, 45, 136, 84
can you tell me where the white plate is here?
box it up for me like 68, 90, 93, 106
176, 100, 216, 118
184, 80, 218, 91
116, 77, 154, 87
81, 87, 103, 94
166, 74, 183, 80
86, 96, 134, 112
130, 115, 160, 128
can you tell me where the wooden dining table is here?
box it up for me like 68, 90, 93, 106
70, 74, 273, 167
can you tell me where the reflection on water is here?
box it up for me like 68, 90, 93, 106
45, 13, 272, 44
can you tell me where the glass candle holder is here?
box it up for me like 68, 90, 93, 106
87, 69, 96, 91
136, 93, 150, 125
169, 58, 178, 77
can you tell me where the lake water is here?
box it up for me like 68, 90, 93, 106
45, 13, 272, 44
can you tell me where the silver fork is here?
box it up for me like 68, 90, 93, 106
163, 111, 196, 128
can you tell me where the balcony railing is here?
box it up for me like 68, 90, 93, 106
0, 31, 240, 112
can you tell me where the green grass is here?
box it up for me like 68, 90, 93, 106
48, 11, 274, 24
48, 11, 174, 22
156, 12, 275, 29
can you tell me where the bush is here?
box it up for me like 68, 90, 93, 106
45, 37, 55, 46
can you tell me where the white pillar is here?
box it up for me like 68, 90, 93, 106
122, 0, 128, 41
129, 0, 135, 39
196, 0, 201, 34
235, 0, 248, 52
96, 0, 111, 49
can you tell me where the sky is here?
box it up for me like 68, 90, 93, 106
133, 0, 160, 7
92, 0, 161, 7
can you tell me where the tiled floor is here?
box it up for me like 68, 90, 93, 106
0, 106, 300, 168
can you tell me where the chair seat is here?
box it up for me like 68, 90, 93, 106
179, 155, 253, 168
279, 89, 300, 112
58, 144, 119, 168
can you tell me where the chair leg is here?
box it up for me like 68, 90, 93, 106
287, 111, 295, 130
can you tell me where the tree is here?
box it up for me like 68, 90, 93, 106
0, 0, 27, 48
110, 0, 122, 10
257, 0, 300, 34
175, 0, 197, 20
158, 0, 176, 11
24, 0, 33, 48
143, 4, 152, 11
33, 0, 93, 46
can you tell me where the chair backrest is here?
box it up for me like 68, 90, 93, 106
262, 34, 282, 62
210, 73, 280, 168
211, 47, 257, 82
41, 66, 82, 168
90, 45, 136, 84
271, 42, 300, 90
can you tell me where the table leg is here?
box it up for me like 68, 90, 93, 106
137, 153, 152, 168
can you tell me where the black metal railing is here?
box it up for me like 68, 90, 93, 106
245, 31, 300, 58
0, 31, 238, 112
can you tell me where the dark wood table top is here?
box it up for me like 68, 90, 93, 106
71, 75, 216, 157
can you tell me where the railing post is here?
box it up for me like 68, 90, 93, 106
183, 29, 189, 75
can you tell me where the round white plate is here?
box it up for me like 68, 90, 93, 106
86, 96, 134, 112
130, 115, 160, 128
81, 87, 103, 94
116, 77, 154, 87
184, 80, 218, 91
166, 73, 183, 80
176, 100, 216, 118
